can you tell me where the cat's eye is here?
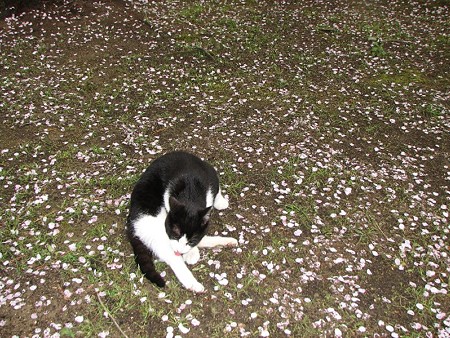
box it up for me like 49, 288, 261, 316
172, 234, 182, 240
172, 225, 181, 238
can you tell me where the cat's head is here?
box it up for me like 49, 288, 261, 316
165, 196, 211, 256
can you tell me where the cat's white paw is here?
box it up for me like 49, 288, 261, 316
188, 281, 205, 293
213, 192, 229, 210
183, 247, 200, 265
224, 238, 238, 247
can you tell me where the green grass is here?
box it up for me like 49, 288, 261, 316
179, 3, 205, 21
421, 103, 447, 118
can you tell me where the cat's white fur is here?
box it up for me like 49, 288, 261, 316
133, 188, 237, 293
213, 188, 229, 210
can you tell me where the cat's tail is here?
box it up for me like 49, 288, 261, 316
126, 225, 165, 287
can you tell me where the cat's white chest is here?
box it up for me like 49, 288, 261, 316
133, 209, 172, 260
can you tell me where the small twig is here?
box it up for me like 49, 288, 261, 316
317, 27, 339, 33
96, 291, 129, 338
386, 39, 414, 45
193, 45, 216, 60
153, 126, 168, 134
373, 219, 389, 240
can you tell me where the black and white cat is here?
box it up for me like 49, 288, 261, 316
127, 151, 238, 293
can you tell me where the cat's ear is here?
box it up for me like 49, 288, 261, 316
169, 196, 184, 212
199, 206, 212, 227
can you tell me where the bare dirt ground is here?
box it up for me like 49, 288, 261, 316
1, 0, 449, 337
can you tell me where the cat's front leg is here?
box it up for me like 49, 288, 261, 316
197, 236, 238, 248
183, 246, 201, 265
187, 279, 205, 293
167, 255, 205, 293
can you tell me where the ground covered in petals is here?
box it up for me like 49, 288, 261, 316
1, 0, 449, 337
